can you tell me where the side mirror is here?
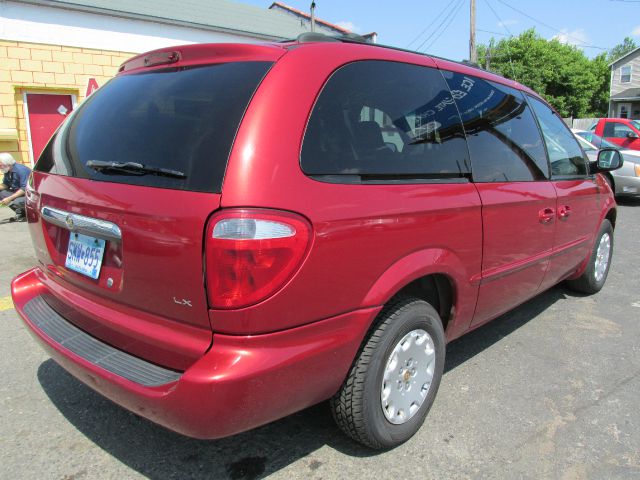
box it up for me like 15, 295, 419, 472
592, 148, 623, 173
627, 131, 639, 139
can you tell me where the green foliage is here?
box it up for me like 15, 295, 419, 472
590, 53, 610, 117
608, 37, 637, 63
477, 29, 608, 117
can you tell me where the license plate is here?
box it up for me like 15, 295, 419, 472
65, 233, 106, 280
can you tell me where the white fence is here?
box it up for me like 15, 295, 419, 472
571, 118, 601, 130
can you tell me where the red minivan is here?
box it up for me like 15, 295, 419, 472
12, 34, 622, 449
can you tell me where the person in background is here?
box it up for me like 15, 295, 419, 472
0, 152, 31, 222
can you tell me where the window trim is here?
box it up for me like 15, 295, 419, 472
621, 65, 632, 84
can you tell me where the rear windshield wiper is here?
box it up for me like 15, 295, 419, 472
86, 160, 186, 179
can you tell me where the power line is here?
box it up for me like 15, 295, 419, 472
483, 0, 517, 80
405, 0, 460, 49
495, 0, 609, 50
414, 0, 465, 52
477, 28, 508, 37
419, 0, 467, 53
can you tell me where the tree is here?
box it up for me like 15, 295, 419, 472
477, 29, 604, 117
608, 37, 637, 63
590, 53, 610, 117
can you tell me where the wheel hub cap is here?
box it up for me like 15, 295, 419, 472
594, 233, 611, 282
381, 329, 436, 425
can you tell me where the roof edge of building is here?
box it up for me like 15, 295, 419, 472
269, 1, 349, 33
609, 46, 640, 67
18, 0, 289, 41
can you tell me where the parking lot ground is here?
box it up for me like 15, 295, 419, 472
1, 199, 640, 480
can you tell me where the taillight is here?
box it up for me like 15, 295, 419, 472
205, 209, 312, 309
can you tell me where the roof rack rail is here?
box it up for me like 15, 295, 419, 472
294, 32, 371, 44
460, 60, 482, 69
294, 32, 340, 43
282, 32, 488, 75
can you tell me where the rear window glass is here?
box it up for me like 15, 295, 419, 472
35, 62, 272, 193
301, 60, 470, 180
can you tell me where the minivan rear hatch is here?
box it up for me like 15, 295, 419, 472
29, 45, 281, 366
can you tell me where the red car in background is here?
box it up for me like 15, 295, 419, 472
592, 117, 640, 151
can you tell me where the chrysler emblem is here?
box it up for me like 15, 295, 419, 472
65, 215, 75, 230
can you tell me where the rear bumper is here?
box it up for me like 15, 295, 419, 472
12, 268, 379, 439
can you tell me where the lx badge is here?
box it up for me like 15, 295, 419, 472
173, 297, 193, 307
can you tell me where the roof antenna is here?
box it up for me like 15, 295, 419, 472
310, 2, 316, 32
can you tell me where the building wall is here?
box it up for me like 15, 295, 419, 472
0, 39, 134, 165
608, 100, 640, 119
610, 52, 640, 97
1, 1, 265, 55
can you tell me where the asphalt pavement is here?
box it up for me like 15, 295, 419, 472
1, 199, 639, 480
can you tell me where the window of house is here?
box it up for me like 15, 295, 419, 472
441, 70, 549, 182
301, 61, 470, 181
528, 97, 588, 177
621, 65, 632, 83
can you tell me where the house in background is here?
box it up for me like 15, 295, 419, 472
1, 0, 366, 166
609, 47, 640, 119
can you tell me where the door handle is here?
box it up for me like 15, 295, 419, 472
558, 205, 571, 220
538, 207, 555, 224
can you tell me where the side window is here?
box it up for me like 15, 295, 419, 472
441, 71, 549, 182
621, 65, 631, 83
604, 121, 633, 138
301, 61, 470, 179
528, 97, 588, 177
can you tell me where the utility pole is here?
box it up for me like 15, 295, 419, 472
310, 2, 316, 32
470, 0, 477, 63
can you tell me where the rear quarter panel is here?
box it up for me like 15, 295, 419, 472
216, 44, 483, 338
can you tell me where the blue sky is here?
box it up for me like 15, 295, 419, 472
245, 0, 640, 60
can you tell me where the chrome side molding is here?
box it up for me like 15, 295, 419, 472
41, 206, 122, 242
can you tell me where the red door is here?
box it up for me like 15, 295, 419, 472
542, 179, 600, 288
527, 96, 601, 288
26, 93, 73, 164
471, 182, 557, 326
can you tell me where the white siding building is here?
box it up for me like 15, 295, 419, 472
609, 47, 640, 119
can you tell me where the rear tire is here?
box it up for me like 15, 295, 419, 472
330, 296, 445, 449
566, 219, 613, 294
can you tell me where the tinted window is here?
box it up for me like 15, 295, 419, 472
604, 121, 634, 138
301, 61, 470, 179
442, 71, 548, 182
36, 62, 272, 193
528, 97, 588, 177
